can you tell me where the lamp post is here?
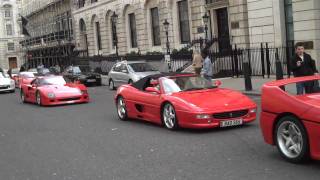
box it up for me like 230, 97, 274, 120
163, 19, 170, 55
111, 12, 119, 57
163, 19, 171, 72
202, 12, 209, 41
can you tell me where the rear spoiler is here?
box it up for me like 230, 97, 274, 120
264, 75, 320, 87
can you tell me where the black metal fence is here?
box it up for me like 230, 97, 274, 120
69, 42, 294, 78
208, 43, 295, 78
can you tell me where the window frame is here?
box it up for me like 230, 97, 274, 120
150, 7, 161, 46
177, 0, 191, 44
128, 13, 138, 48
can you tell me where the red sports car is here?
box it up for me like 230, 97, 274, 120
114, 73, 257, 130
20, 76, 89, 106
260, 75, 320, 163
17, 72, 36, 88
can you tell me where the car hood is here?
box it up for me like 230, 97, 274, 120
171, 88, 256, 111
0, 78, 11, 85
43, 85, 82, 97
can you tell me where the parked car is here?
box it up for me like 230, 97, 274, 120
108, 61, 160, 90
62, 66, 102, 86
114, 73, 257, 130
20, 76, 89, 106
0, 72, 15, 93
260, 75, 320, 163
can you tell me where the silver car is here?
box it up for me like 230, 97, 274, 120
108, 61, 160, 90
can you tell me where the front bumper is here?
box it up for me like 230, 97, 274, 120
0, 85, 15, 92
177, 110, 256, 129
41, 95, 89, 106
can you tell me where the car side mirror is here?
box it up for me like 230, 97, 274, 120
214, 80, 222, 87
145, 87, 160, 94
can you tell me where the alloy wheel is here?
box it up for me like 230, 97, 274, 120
117, 97, 127, 120
162, 103, 178, 130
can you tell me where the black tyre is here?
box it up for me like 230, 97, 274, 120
117, 96, 128, 121
128, 79, 133, 84
20, 90, 26, 103
36, 91, 42, 106
161, 103, 179, 130
109, 79, 115, 90
274, 116, 309, 163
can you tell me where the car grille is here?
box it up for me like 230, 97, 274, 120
59, 97, 81, 102
213, 110, 248, 119
0, 86, 9, 89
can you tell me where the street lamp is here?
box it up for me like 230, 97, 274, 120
163, 19, 170, 54
111, 12, 119, 57
163, 19, 171, 72
202, 12, 210, 41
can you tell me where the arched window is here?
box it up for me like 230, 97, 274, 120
3, 4, 12, 18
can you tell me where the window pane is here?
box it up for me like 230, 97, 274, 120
7, 42, 14, 51
95, 22, 102, 50
178, 0, 190, 43
111, 19, 116, 48
129, 13, 137, 48
6, 24, 13, 35
5, 10, 11, 17
151, 7, 161, 46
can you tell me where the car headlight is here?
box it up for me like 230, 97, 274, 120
250, 108, 257, 113
10, 80, 15, 85
81, 90, 88, 95
196, 114, 211, 119
47, 93, 55, 99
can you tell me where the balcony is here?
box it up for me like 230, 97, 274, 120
206, 0, 228, 7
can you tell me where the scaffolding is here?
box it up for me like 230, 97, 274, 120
20, 0, 75, 69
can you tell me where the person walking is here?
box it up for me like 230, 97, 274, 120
192, 50, 203, 76
291, 42, 318, 94
201, 50, 213, 81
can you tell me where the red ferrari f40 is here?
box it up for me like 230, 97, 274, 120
20, 76, 89, 106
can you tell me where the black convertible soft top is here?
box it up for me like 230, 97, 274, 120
132, 72, 194, 91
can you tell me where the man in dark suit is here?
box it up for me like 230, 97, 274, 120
291, 42, 318, 94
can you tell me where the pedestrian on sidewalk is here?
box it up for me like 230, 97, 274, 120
201, 50, 213, 81
291, 42, 318, 94
192, 50, 203, 76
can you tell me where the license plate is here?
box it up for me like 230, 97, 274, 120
220, 119, 243, 127
87, 79, 96, 83
67, 101, 75, 104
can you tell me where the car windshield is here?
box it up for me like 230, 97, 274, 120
128, 63, 157, 72
38, 68, 50, 74
72, 67, 82, 74
162, 76, 216, 94
39, 76, 67, 86
21, 73, 35, 78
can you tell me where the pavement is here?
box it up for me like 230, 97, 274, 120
1, 87, 320, 180
217, 76, 277, 96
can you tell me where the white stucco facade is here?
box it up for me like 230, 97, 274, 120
0, 0, 24, 70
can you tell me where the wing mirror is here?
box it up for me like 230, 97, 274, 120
145, 87, 160, 94
214, 80, 222, 87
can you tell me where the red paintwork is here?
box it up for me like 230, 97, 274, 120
260, 75, 320, 160
115, 74, 257, 129
21, 76, 89, 106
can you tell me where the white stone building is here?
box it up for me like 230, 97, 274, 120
0, 0, 24, 70
72, 0, 319, 64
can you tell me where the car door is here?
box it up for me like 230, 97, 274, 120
129, 86, 162, 123
118, 64, 130, 85
110, 63, 122, 87
25, 79, 38, 102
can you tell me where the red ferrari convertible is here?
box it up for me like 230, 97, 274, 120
20, 76, 89, 106
261, 75, 320, 163
114, 73, 257, 130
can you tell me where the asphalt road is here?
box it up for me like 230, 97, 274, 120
0, 87, 319, 180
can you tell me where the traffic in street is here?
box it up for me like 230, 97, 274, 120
1, 86, 320, 180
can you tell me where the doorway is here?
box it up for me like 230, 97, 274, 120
216, 8, 231, 52
8, 57, 17, 69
